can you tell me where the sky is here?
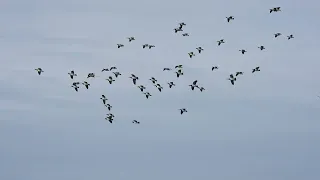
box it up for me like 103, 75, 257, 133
0, 0, 320, 179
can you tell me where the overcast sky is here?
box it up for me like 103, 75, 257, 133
0, 0, 320, 179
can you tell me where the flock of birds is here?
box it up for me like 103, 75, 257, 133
34, 6, 294, 124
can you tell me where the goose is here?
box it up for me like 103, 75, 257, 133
198, 87, 205, 92
143, 92, 152, 99
270, 7, 281, 13
105, 104, 112, 111
239, 49, 247, 54
72, 82, 80, 86
287, 34, 294, 40
217, 39, 225, 46
100, 95, 108, 104
163, 68, 172, 71
175, 70, 183, 78
227, 74, 236, 85
189, 84, 198, 90
177, 69, 183, 74
113, 72, 121, 78
148, 45, 155, 49
174, 28, 183, 33
127, 37, 135, 42
182, 33, 189, 36
235, 72, 244, 76
102, 68, 109, 72
87, 73, 95, 78
35, 68, 44, 75
106, 76, 115, 84
142, 44, 149, 48
179, 108, 187, 115
68, 70, 77, 79
105, 116, 113, 123
226, 16, 234, 22
110, 67, 117, 71
132, 120, 140, 124
258, 46, 265, 50
137, 85, 146, 92
192, 80, 198, 85
175, 65, 183, 69
252, 67, 260, 73
154, 84, 163, 92
179, 22, 186, 28
212, 66, 219, 71
129, 74, 139, 85
168, 82, 175, 88
71, 85, 79, 92
196, 47, 203, 53
82, 81, 90, 89
117, 44, 124, 48
274, 33, 281, 38
188, 52, 195, 58
106, 113, 115, 118
149, 77, 157, 84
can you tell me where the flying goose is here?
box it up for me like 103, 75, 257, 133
132, 120, 140, 124
217, 39, 225, 46
113, 72, 121, 78
196, 47, 204, 53
179, 22, 186, 28
163, 68, 172, 71
149, 77, 157, 84
198, 87, 205, 92
142, 44, 149, 48
148, 45, 155, 49
270, 7, 281, 13
72, 82, 80, 86
212, 66, 219, 71
188, 52, 195, 58
227, 74, 236, 85
68, 70, 77, 79
175, 70, 183, 78
100, 95, 108, 104
106, 113, 115, 118
117, 44, 124, 48
274, 33, 281, 38
87, 73, 95, 78
168, 82, 175, 88
137, 85, 146, 92
252, 67, 260, 73
35, 68, 44, 75
239, 49, 247, 54
182, 33, 189, 36
127, 37, 135, 42
110, 67, 117, 71
105, 104, 112, 111
235, 72, 244, 76
143, 92, 152, 99
174, 28, 183, 33
175, 65, 183, 69
192, 80, 198, 85
258, 46, 265, 50
71, 85, 79, 92
106, 76, 115, 84
105, 116, 113, 123
102, 68, 109, 72
82, 81, 90, 89
129, 74, 139, 85
154, 84, 163, 92
226, 16, 234, 22
287, 34, 294, 40
189, 84, 199, 90
179, 108, 187, 115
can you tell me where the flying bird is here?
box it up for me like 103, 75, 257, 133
235, 72, 244, 76
258, 46, 265, 50
68, 70, 77, 79
102, 68, 109, 72
227, 74, 237, 85
182, 33, 189, 36
179, 108, 187, 115
252, 67, 260, 73
82, 81, 90, 89
113, 72, 121, 78
154, 84, 163, 92
174, 28, 183, 33
239, 49, 247, 54
175, 65, 183, 69
100, 95, 108, 104
163, 68, 172, 71
217, 39, 225, 46
72, 82, 80, 86
142, 44, 149, 48
132, 120, 140, 124
110, 67, 117, 71
35, 68, 44, 75
117, 44, 124, 48
105, 116, 113, 123
274, 33, 282, 38
71, 85, 79, 92
129, 74, 139, 85
196, 47, 203, 53
137, 85, 146, 92
175, 70, 183, 78
143, 92, 152, 99
287, 34, 294, 40
127, 37, 135, 42
212, 66, 219, 71
106, 76, 115, 84
226, 16, 234, 22
149, 77, 157, 84
198, 87, 205, 92
87, 73, 95, 78
179, 22, 186, 29
148, 45, 155, 49
188, 52, 195, 58
168, 82, 175, 88
105, 104, 112, 111
270, 7, 281, 13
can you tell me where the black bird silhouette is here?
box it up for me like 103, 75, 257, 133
182, 33, 189, 36
117, 44, 124, 48
168, 82, 175, 88
113, 72, 121, 78
163, 68, 172, 71
102, 68, 109, 72
105, 104, 112, 111
239, 49, 247, 54
127, 37, 135, 42
35, 68, 44, 75
105, 116, 113, 123
227, 74, 236, 85
179, 108, 187, 114
274, 33, 281, 38
212, 66, 219, 71
132, 120, 140, 124
148, 45, 155, 49
137, 85, 146, 92
252, 67, 260, 73
217, 39, 225, 46
174, 28, 183, 33
258, 46, 265, 50
87, 73, 95, 78
287, 34, 294, 40
154, 84, 163, 92
142, 44, 149, 48
68, 70, 77, 79
149, 77, 157, 84
196, 47, 203, 53
82, 81, 90, 89
175, 65, 183, 69
129, 74, 139, 85
226, 16, 234, 22
100, 95, 108, 104
71, 85, 79, 92
143, 92, 152, 99
235, 72, 244, 76
188, 52, 195, 58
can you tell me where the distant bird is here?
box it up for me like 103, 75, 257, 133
287, 34, 294, 40
100, 95, 108, 104
175, 65, 183, 69
182, 33, 189, 36
227, 74, 236, 85
137, 85, 146, 92
106, 76, 115, 84
270, 7, 281, 13
174, 28, 183, 33
143, 92, 152, 99
154, 84, 163, 92
71, 85, 79, 92
132, 120, 140, 124
258, 46, 265, 50
198, 87, 205, 92
235, 72, 244, 76
179, 108, 187, 115
179, 22, 186, 29
110, 67, 117, 71
252, 67, 260, 73
175, 70, 183, 78
102, 68, 109, 72
113, 72, 121, 78
129, 74, 139, 85
105, 104, 112, 111
149, 77, 157, 84
127, 37, 135, 42
189, 84, 198, 90
142, 44, 149, 48
87, 73, 95, 78
188, 52, 195, 58
148, 45, 155, 49
82, 81, 90, 89
117, 44, 124, 48
192, 80, 198, 85
226, 16, 234, 22
168, 82, 175, 88
106, 113, 115, 118
196, 47, 204, 53
68, 70, 77, 79
105, 116, 113, 123
212, 66, 219, 71
35, 68, 44, 75
239, 49, 247, 54
72, 82, 80, 86
217, 39, 225, 46
163, 68, 172, 71
274, 33, 282, 38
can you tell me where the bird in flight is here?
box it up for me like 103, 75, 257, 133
137, 85, 146, 92
217, 39, 225, 46
212, 66, 219, 71
154, 84, 163, 92
106, 76, 115, 84
175, 65, 183, 69
235, 72, 244, 76
113, 72, 121, 78
163, 68, 172, 71
175, 69, 184, 78
129, 74, 139, 85
127, 37, 135, 42
168, 82, 175, 88
35, 68, 44, 75
87, 73, 95, 78
148, 45, 155, 49
258, 46, 265, 50
227, 74, 237, 85
252, 67, 260, 73
239, 49, 247, 54
179, 108, 187, 115
71, 84, 79, 92
132, 120, 140, 124
226, 16, 234, 22
196, 47, 204, 53
105, 104, 112, 111
274, 33, 281, 38
117, 44, 124, 48
287, 34, 294, 40
142, 44, 149, 48
82, 81, 90, 89
188, 52, 195, 58
270, 7, 281, 13
182, 33, 189, 36
149, 77, 157, 84
143, 92, 152, 99
100, 95, 108, 104
68, 70, 77, 79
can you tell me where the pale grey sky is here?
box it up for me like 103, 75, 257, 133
1, 0, 320, 179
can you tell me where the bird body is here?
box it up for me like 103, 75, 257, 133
68, 70, 77, 79
82, 81, 90, 89
35, 68, 44, 75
